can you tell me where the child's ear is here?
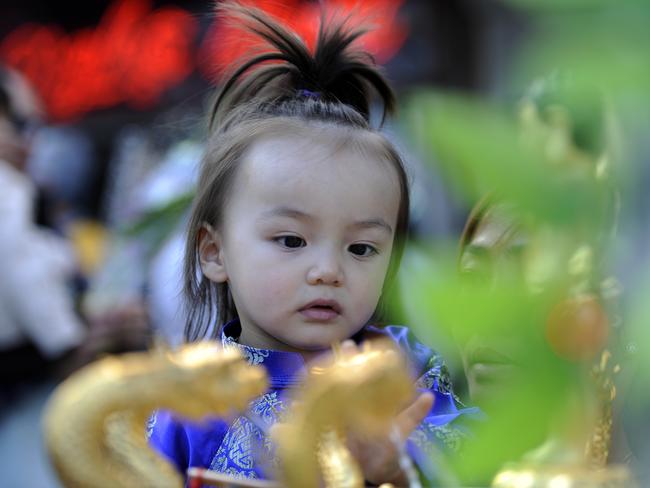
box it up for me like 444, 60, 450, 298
198, 224, 228, 283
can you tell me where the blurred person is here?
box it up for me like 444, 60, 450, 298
0, 66, 151, 487
453, 76, 634, 486
456, 74, 618, 399
0, 67, 88, 398
0, 65, 86, 488
0, 67, 150, 401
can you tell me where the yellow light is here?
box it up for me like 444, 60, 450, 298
548, 474, 572, 488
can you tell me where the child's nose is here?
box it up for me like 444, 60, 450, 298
306, 251, 344, 286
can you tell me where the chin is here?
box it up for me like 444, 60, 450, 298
290, 340, 332, 352
285, 334, 343, 353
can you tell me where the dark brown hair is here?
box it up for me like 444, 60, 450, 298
183, 2, 409, 341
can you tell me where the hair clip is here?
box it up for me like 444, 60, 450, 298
298, 89, 321, 99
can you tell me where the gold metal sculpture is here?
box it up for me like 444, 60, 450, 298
273, 340, 414, 488
43, 343, 268, 488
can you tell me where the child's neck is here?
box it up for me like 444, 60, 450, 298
238, 325, 332, 365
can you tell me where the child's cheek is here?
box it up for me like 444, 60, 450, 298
348, 267, 385, 310
251, 265, 295, 308
365, 258, 392, 291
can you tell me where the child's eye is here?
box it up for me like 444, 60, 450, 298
348, 243, 378, 257
275, 235, 306, 249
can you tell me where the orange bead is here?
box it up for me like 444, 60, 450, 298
546, 295, 609, 361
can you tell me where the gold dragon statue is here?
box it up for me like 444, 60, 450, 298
274, 339, 415, 488
43, 343, 268, 488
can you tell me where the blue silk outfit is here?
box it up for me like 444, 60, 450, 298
148, 320, 476, 484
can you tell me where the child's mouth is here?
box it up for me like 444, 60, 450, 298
299, 300, 341, 321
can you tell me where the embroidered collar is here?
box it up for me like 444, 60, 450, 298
219, 320, 396, 389
220, 320, 307, 388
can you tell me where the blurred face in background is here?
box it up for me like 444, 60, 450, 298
457, 203, 529, 405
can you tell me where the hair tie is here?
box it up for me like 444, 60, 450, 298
298, 89, 321, 99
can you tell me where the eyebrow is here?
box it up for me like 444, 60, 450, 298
258, 206, 393, 234
259, 206, 312, 221
349, 218, 393, 234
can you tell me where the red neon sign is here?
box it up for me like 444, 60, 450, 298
0, 0, 197, 121
0, 0, 407, 122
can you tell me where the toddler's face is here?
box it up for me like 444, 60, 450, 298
201, 132, 401, 355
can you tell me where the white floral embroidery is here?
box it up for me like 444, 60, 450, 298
211, 417, 258, 473
250, 391, 284, 426
210, 415, 275, 478
241, 346, 271, 366
222, 334, 270, 365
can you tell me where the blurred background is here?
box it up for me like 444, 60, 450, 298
0, 0, 648, 486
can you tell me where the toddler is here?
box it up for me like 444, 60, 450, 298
149, 3, 472, 485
